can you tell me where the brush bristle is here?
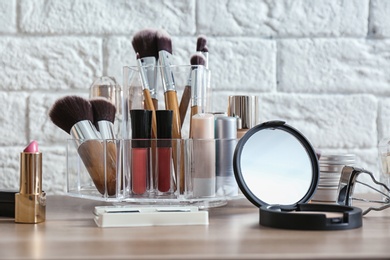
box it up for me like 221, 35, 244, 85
90, 98, 116, 124
49, 96, 93, 134
190, 53, 206, 66
201, 45, 208, 52
196, 35, 207, 52
132, 29, 158, 59
156, 29, 172, 54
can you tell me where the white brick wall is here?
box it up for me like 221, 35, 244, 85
0, 0, 389, 195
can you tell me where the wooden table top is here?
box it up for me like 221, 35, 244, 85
1, 195, 390, 259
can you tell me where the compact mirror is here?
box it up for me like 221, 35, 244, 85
234, 121, 319, 208
234, 121, 362, 230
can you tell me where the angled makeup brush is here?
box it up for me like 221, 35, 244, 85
90, 97, 117, 140
132, 29, 158, 139
49, 95, 117, 196
179, 53, 206, 129
197, 35, 208, 69
157, 29, 184, 193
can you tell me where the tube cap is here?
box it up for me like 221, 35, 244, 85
228, 96, 259, 129
156, 110, 173, 147
215, 116, 237, 139
130, 109, 152, 148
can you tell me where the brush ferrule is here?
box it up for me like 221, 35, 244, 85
70, 120, 101, 146
138, 57, 157, 94
158, 50, 176, 92
97, 121, 116, 140
191, 66, 206, 107
201, 52, 209, 69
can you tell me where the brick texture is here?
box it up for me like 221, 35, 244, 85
0, 0, 388, 194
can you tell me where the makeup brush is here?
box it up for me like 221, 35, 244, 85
132, 29, 158, 139
189, 54, 207, 138
157, 29, 181, 140
157, 29, 184, 193
197, 35, 208, 69
179, 53, 206, 129
49, 96, 117, 196
90, 97, 116, 139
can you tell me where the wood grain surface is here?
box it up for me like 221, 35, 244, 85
1, 195, 390, 259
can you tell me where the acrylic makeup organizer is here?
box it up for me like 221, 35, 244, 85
66, 65, 232, 208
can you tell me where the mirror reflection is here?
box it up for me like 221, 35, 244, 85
240, 128, 313, 205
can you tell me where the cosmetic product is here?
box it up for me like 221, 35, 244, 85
233, 121, 362, 230
89, 76, 122, 116
189, 57, 207, 138
94, 205, 208, 227
156, 110, 174, 193
196, 35, 208, 69
15, 141, 46, 223
215, 116, 238, 197
90, 98, 117, 140
227, 95, 259, 139
191, 113, 216, 197
130, 109, 152, 195
49, 96, 117, 196
132, 29, 158, 139
312, 154, 355, 203
179, 53, 206, 129
0, 190, 16, 218
157, 29, 184, 193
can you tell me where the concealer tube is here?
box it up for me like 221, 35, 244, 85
15, 141, 46, 223
192, 113, 216, 197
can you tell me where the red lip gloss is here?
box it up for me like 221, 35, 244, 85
130, 110, 152, 195
156, 110, 173, 193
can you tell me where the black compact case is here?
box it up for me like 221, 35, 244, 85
233, 121, 362, 230
0, 190, 17, 218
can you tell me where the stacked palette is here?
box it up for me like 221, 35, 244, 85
312, 154, 356, 203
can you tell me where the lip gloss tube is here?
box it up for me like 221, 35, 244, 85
15, 140, 46, 223
130, 110, 152, 195
155, 110, 173, 193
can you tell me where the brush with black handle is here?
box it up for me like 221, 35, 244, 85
179, 53, 206, 130
132, 29, 158, 139
49, 95, 117, 196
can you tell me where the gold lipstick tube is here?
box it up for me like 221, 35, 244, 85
15, 151, 46, 223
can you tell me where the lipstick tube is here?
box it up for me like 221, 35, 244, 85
130, 109, 152, 195
15, 141, 46, 223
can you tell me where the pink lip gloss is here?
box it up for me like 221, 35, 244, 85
155, 110, 173, 193
130, 110, 152, 195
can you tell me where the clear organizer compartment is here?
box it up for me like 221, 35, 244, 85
66, 64, 236, 208
67, 138, 236, 208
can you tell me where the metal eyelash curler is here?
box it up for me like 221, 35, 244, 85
337, 166, 390, 215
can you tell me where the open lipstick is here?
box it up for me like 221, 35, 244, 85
15, 140, 46, 223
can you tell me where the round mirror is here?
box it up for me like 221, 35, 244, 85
234, 121, 319, 207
